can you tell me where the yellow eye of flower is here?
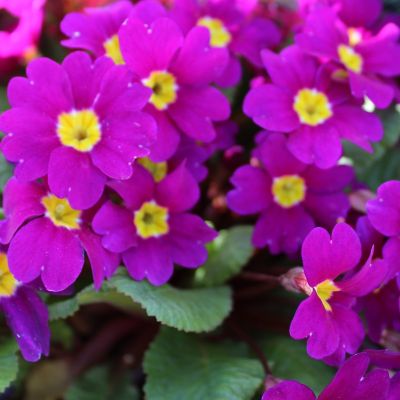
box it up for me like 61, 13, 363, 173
42, 194, 81, 230
272, 175, 306, 208
315, 280, 340, 312
197, 16, 231, 48
103, 34, 124, 65
0, 253, 18, 298
293, 89, 333, 126
138, 157, 168, 182
134, 201, 169, 239
57, 109, 101, 152
142, 71, 178, 111
338, 44, 363, 73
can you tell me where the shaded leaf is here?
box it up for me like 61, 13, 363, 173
260, 336, 334, 395
65, 366, 139, 400
194, 225, 253, 287
144, 328, 264, 400
0, 338, 19, 394
48, 283, 139, 321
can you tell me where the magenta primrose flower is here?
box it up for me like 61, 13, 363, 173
0, 251, 49, 362
367, 180, 400, 239
262, 353, 391, 400
243, 45, 383, 168
289, 222, 387, 364
0, 0, 45, 63
170, 0, 281, 86
299, 0, 383, 28
93, 162, 217, 286
227, 133, 353, 254
0, 178, 119, 292
61, 0, 133, 65
0, 51, 156, 209
355, 216, 400, 343
296, 5, 400, 108
118, 16, 231, 161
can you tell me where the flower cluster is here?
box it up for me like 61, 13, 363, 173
0, 0, 400, 398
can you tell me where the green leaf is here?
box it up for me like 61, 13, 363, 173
260, 336, 334, 395
48, 297, 79, 320
144, 328, 264, 400
66, 366, 139, 400
0, 87, 9, 113
50, 320, 74, 349
0, 154, 13, 193
194, 225, 253, 287
343, 105, 400, 189
109, 274, 232, 332
0, 338, 19, 394
48, 282, 139, 321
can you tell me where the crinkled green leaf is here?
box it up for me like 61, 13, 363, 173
48, 283, 139, 321
144, 328, 264, 400
66, 366, 139, 400
109, 273, 232, 332
0, 338, 19, 394
48, 297, 79, 321
260, 336, 334, 395
194, 225, 253, 287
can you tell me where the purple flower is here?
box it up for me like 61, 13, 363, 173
299, 0, 382, 28
290, 223, 387, 363
118, 16, 231, 161
243, 46, 383, 168
367, 180, 400, 238
0, 252, 49, 362
355, 215, 400, 343
227, 133, 353, 254
0, 51, 156, 209
61, 0, 134, 65
169, 121, 238, 182
262, 353, 390, 400
170, 0, 281, 86
92, 162, 217, 286
0, 0, 45, 62
296, 6, 400, 108
0, 178, 119, 292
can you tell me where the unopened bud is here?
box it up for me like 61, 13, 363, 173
280, 267, 312, 295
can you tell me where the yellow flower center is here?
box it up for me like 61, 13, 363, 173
57, 109, 102, 152
272, 175, 306, 208
315, 279, 340, 312
142, 71, 178, 111
103, 34, 124, 65
138, 157, 167, 182
0, 253, 18, 298
197, 16, 231, 48
134, 201, 169, 239
293, 89, 333, 126
42, 194, 81, 230
338, 44, 363, 73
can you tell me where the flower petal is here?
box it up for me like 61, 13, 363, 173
48, 147, 106, 210
1, 286, 50, 362
8, 218, 84, 292
302, 223, 361, 286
